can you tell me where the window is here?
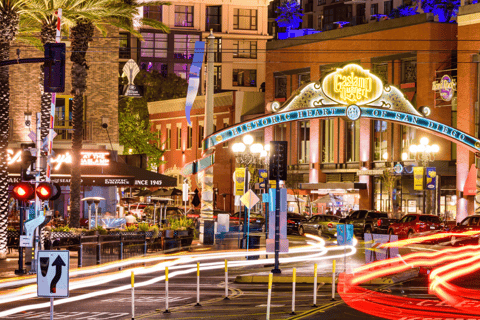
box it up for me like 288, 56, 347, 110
54, 96, 87, 140
346, 121, 360, 162
298, 121, 310, 163
176, 125, 182, 150
187, 126, 193, 149
214, 66, 222, 92
174, 63, 190, 80
233, 69, 256, 87
212, 38, 222, 62
140, 32, 167, 58
401, 58, 417, 83
275, 124, 287, 141
166, 125, 171, 150
206, 6, 221, 32
174, 34, 200, 60
175, 5, 194, 27
374, 120, 387, 161
233, 8, 257, 30
119, 33, 131, 59
233, 40, 257, 59
384, 0, 393, 15
298, 73, 310, 87
275, 76, 287, 98
198, 121, 204, 148
322, 119, 334, 163
223, 119, 229, 148
318, 0, 326, 5
371, 3, 378, 15
143, 5, 162, 21
157, 125, 161, 148
401, 125, 415, 160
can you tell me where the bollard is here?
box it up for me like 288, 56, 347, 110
313, 263, 318, 307
164, 267, 170, 313
78, 244, 83, 268
290, 268, 296, 315
224, 259, 230, 300
97, 243, 101, 265
131, 271, 135, 320
266, 273, 273, 320
331, 260, 336, 301
195, 262, 201, 306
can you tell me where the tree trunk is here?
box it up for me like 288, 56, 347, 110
0, 43, 11, 259
69, 21, 94, 228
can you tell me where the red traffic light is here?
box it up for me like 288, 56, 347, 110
12, 182, 35, 201
36, 182, 53, 201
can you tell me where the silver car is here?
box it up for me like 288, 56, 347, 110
298, 214, 341, 237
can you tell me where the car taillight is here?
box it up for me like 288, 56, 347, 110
377, 219, 382, 227
287, 219, 294, 224
327, 223, 333, 228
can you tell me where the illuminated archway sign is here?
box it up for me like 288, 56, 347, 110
203, 64, 480, 155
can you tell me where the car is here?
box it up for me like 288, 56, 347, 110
185, 209, 234, 229
388, 214, 442, 239
449, 215, 480, 246
341, 210, 394, 238
287, 213, 308, 235
298, 214, 341, 237
231, 211, 265, 232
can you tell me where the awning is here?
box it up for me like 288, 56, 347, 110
299, 182, 367, 190
312, 194, 344, 204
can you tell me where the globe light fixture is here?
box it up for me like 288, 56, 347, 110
401, 152, 408, 161
409, 138, 439, 167
250, 143, 263, 154
232, 142, 246, 153
243, 134, 254, 146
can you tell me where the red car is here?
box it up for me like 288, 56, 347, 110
388, 214, 442, 239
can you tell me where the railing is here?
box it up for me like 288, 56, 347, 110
54, 120, 93, 142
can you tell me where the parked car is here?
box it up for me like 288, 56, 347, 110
340, 210, 394, 238
388, 214, 442, 239
231, 211, 265, 232
287, 213, 308, 235
298, 214, 341, 237
449, 215, 480, 246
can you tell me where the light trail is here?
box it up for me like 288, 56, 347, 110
0, 234, 356, 317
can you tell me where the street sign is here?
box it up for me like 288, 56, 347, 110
19, 235, 32, 247
37, 250, 69, 298
336, 224, 354, 246
240, 189, 260, 210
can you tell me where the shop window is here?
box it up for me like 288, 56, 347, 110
174, 34, 200, 60
233, 8, 257, 30
166, 125, 171, 150
374, 120, 388, 161
346, 120, 359, 162
187, 126, 193, 149
175, 5, 194, 27
143, 5, 162, 21
298, 121, 310, 163
233, 40, 257, 59
233, 69, 256, 87
119, 33, 131, 59
322, 119, 334, 163
206, 6, 222, 32
198, 121, 204, 148
275, 76, 287, 98
140, 32, 167, 58
176, 125, 182, 150
401, 58, 417, 84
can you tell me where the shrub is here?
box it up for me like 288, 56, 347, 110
125, 225, 137, 232
138, 222, 149, 232
52, 226, 71, 232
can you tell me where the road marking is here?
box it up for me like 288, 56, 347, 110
255, 304, 285, 307
5, 311, 129, 319
102, 296, 189, 303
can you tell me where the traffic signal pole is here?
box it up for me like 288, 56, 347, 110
272, 156, 281, 274
14, 201, 25, 275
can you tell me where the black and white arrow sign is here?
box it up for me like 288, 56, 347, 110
37, 250, 70, 298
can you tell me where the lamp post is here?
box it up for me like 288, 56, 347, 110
409, 137, 440, 214
232, 134, 267, 247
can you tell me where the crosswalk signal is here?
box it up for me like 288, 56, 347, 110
12, 182, 35, 201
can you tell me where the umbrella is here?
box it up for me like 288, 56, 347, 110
311, 194, 344, 204
120, 196, 136, 203
150, 188, 168, 197
192, 189, 201, 207
287, 194, 306, 202
123, 187, 141, 196
135, 189, 153, 197
150, 197, 172, 202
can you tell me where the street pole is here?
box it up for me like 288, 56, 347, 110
272, 155, 281, 274
15, 200, 25, 275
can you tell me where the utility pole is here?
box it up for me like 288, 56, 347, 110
200, 30, 215, 244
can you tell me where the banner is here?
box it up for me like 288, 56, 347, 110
185, 41, 205, 126
258, 169, 267, 188
235, 167, 246, 196
413, 167, 424, 191
426, 167, 436, 190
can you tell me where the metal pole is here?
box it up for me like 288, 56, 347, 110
95, 203, 98, 229
195, 262, 201, 306
88, 203, 92, 230
331, 260, 336, 301
224, 259, 229, 300
164, 267, 170, 313
15, 201, 25, 275
313, 263, 318, 307
131, 271, 135, 320
272, 155, 281, 274
266, 273, 273, 320
50, 297, 54, 320
290, 268, 296, 315
33, 112, 42, 272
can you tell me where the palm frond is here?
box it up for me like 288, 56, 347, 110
140, 18, 169, 33
135, 1, 171, 7
17, 34, 44, 50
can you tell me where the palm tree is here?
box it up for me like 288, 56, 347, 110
0, 0, 31, 259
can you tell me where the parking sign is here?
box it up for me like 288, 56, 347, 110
37, 250, 69, 298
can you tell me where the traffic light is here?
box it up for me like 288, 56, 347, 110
20, 149, 36, 181
50, 183, 62, 201
12, 182, 35, 201
269, 141, 288, 181
44, 43, 66, 93
36, 182, 53, 201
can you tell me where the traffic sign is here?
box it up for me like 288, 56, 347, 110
37, 250, 69, 298
19, 235, 32, 247
240, 189, 260, 210
336, 224, 354, 246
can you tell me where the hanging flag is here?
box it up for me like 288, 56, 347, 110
235, 168, 246, 196
258, 169, 267, 188
185, 41, 205, 126
426, 167, 436, 190
413, 167, 424, 191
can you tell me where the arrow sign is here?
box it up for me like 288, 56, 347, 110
37, 250, 69, 298
50, 255, 66, 293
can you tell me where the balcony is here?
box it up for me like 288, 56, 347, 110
54, 120, 93, 142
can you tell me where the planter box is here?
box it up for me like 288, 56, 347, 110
164, 230, 175, 239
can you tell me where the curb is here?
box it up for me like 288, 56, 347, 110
234, 275, 393, 285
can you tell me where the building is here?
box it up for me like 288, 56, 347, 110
121, 0, 273, 94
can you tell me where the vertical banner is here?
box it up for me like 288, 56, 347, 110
185, 41, 205, 126
413, 167, 424, 191
258, 169, 267, 188
235, 168, 246, 196
426, 167, 436, 190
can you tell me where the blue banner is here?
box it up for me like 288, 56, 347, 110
185, 41, 205, 126
337, 224, 354, 246
258, 169, 267, 188
426, 167, 436, 190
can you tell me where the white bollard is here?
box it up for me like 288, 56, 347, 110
164, 267, 170, 313
332, 260, 336, 301
313, 263, 318, 307
266, 273, 273, 320
224, 259, 230, 300
195, 262, 201, 306
291, 268, 296, 315
50, 297, 54, 320
131, 271, 135, 320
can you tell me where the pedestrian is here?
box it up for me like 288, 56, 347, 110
125, 212, 137, 226
335, 208, 342, 217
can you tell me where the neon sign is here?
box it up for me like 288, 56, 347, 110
322, 64, 383, 105
432, 75, 456, 101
